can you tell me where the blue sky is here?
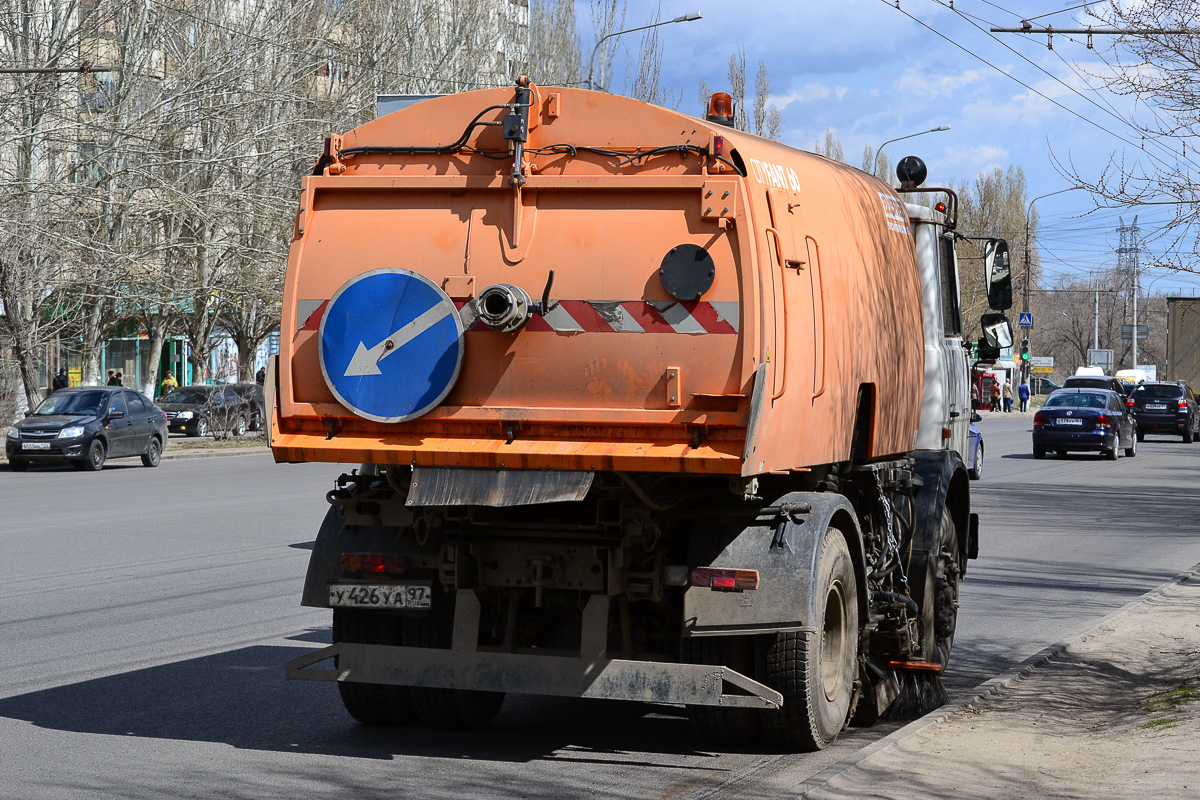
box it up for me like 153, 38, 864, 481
591, 0, 1200, 294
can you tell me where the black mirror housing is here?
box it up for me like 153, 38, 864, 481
984, 239, 1013, 311
980, 312, 1014, 349
107, 408, 126, 420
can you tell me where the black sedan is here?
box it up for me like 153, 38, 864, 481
159, 385, 251, 437
225, 382, 265, 431
5, 387, 167, 471
1033, 388, 1136, 460
1127, 381, 1200, 442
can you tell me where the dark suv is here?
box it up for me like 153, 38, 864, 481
1127, 381, 1200, 442
6, 387, 168, 471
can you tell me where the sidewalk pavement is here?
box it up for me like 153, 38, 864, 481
800, 568, 1200, 799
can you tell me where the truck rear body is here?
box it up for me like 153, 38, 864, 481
272, 87, 923, 476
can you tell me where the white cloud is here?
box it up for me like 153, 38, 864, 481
770, 83, 849, 111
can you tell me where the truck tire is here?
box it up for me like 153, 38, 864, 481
758, 527, 857, 751
402, 598, 504, 730
683, 636, 763, 746
886, 508, 958, 720
331, 609, 416, 726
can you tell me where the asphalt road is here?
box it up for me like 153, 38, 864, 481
2, 422, 1199, 800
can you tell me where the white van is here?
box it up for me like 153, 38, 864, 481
1074, 366, 1105, 377
1116, 368, 1153, 385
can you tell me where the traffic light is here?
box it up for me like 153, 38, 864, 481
1020, 339, 1030, 362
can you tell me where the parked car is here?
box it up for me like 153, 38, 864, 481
225, 382, 265, 431
968, 411, 984, 480
1032, 388, 1136, 460
1031, 377, 1062, 395
158, 385, 251, 437
1062, 374, 1127, 395
1127, 381, 1200, 442
5, 387, 167, 471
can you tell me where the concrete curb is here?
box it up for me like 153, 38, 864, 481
160, 446, 269, 461
793, 562, 1200, 798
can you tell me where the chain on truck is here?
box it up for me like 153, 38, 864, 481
268, 78, 1015, 751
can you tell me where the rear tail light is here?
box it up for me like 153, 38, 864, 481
1180, 398, 1189, 408
1127, 398, 1135, 408
691, 567, 759, 591
1096, 413, 1110, 427
1034, 412, 1045, 426
341, 553, 406, 576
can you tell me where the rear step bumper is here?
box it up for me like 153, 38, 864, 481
285, 643, 783, 709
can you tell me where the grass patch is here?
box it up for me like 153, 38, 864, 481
1141, 717, 1187, 731
1140, 672, 1200, 729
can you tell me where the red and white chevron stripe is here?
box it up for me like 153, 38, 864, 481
457, 299, 738, 334
300, 298, 738, 334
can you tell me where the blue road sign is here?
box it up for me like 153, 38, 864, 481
319, 269, 464, 423
1018, 312, 1033, 327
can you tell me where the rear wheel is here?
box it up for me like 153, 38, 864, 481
332, 609, 416, 726
403, 597, 504, 730
232, 415, 247, 438
758, 527, 857, 751
1125, 431, 1137, 458
1033, 447, 1045, 460
1184, 424, 1193, 444
83, 440, 106, 471
1105, 439, 1119, 460
192, 418, 208, 438
1137, 430, 1145, 442
141, 437, 162, 468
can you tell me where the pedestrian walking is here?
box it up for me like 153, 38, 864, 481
991, 381, 1001, 412
1018, 380, 1030, 413
971, 382, 980, 409
51, 368, 68, 394
106, 370, 119, 386
1002, 381, 1013, 412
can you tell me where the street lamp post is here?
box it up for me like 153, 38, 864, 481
1023, 186, 1082, 383
586, 12, 701, 92
871, 126, 950, 178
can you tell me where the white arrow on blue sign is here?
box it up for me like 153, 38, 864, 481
1018, 312, 1033, 327
319, 269, 465, 423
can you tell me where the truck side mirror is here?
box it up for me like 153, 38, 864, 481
980, 312, 1013, 349
983, 239, 1012, 311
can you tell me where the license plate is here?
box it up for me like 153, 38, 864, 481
329, 583, 432, 609
1146, 404, 1167, 410
21, 442, 51, 450
1055, 418, 1084, 426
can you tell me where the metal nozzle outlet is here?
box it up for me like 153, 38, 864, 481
478, 283, 534, 333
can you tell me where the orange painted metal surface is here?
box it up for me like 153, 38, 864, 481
272, 86, 924, 475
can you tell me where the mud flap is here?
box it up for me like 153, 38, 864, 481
682, 491, 866, 637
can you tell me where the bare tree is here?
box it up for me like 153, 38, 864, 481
1056, 0, 1200, 271
525, 0, 581, 86
588, 0, 626, 91
813, 129, 844, 162
0, 0, 115, 407
726, 49, 747, 130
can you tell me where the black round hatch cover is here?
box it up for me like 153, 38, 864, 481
659, 244, 716, 301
